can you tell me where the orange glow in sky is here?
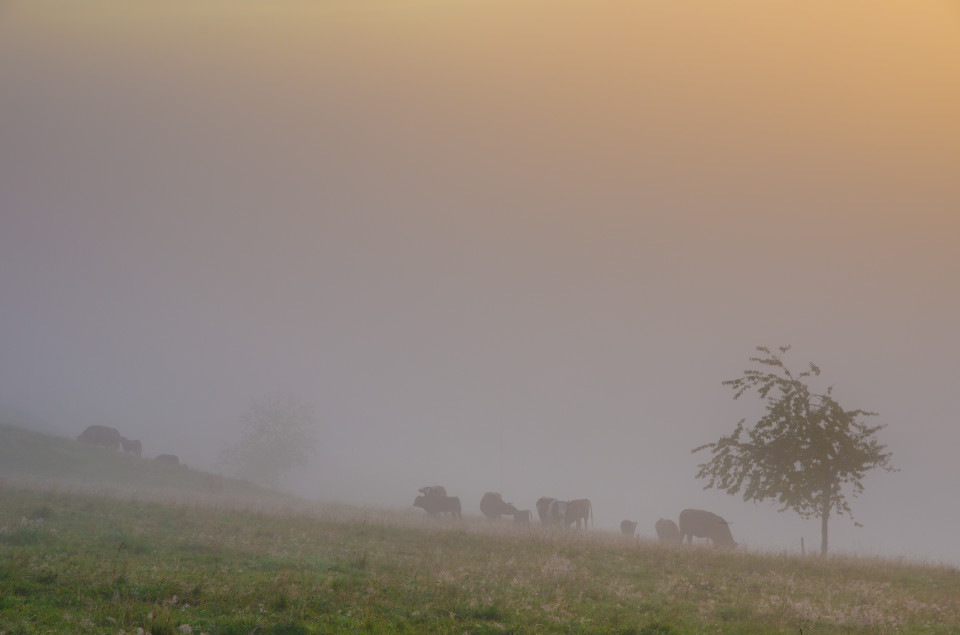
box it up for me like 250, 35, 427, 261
1, 0, 959, 560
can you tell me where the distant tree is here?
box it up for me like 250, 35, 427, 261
218, 394, 318, 489
693, 346, 896, 556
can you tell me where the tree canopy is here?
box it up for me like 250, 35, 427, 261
693, 346, 895, 555
218, 393, 318, 489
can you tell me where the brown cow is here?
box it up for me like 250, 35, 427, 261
621, 520, 638, 536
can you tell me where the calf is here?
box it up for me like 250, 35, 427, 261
120, 437, 142, 457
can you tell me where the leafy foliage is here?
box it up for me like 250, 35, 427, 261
694, 346, 896, 554
218, 394, 319, 488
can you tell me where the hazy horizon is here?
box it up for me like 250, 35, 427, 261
1, 1, 958, 563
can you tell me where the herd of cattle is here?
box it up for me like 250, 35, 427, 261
76, 425, 735, 547
413, 486, 738, 548
77, 424, 180, 465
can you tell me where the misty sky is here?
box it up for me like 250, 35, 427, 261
1, 1, 959, 562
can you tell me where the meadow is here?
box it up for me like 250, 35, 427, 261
2, 424, 959, 634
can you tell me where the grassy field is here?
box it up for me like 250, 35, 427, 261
2, 423, 959, 634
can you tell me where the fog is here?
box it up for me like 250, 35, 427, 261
1, 1, 958, 562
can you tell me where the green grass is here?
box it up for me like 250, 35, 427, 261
1, 423, 960, 633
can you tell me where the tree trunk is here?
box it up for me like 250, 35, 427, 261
820, 485, 831, 556
820, 509, 829, 556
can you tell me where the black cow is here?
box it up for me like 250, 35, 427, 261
120, 437, 142, 456
77, 425, 121, 450
414, 495, 461, 518
155, 454, 180, 465
480, 492, 519, 520
678, 509, 736, 548
655, 518, 682, 543
621, 520, 638, 536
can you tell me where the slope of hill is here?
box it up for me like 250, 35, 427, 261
2, 422, 960, 633
0, 422, 289, 507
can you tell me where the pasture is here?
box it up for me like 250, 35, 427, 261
4, 485, 960, 633
2, 423, 960, 633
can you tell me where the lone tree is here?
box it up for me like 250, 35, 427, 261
219, 393, 318, 489
693, 346, 895, 556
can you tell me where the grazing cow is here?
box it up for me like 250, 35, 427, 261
678, 509, 737, 548
536, 497, 567, 527
414, 495, 461, 518
655, 518, 682, 543
418, 485, 447, 498
119, 437, 142, 457
565, 499, 593, 529
512, 509, 532, 524
621, 520, 638, 536
155, 454, 180, 465
77, 425, 121, 450
480, 492, 519, 521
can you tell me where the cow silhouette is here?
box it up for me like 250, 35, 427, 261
414, 495, 461, 518
536, 497, 566, 527
77, 425, 121, 450
655, 518, 682, 543
480, 492, 519, 520
565, 499, 593, 529
120, 437, 142, 456
678, 509, 736, 548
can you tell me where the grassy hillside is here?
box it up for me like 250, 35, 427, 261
0, 423, 286, 507
2, 424, 960, 633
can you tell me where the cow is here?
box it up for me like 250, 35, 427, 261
565, 499, 593, 529
77, 425, 121, 450
480, 492, 519, 521
155, 454, 180, 465
119, 437, 142, 457
536, 497, 567, 527
621, 520, 638, 537
414, 495, 461, 518
512, 509, 532, 524
418, 485, 447, 498
678, 509, 737, 548
655, 518, 682, 543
